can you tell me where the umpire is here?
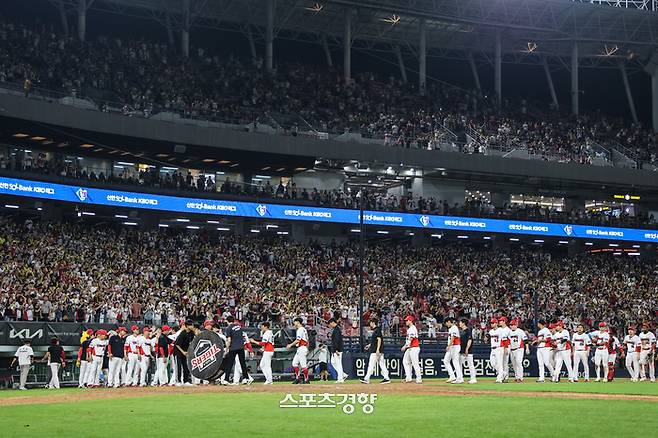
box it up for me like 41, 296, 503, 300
328, 318, 347, 383
222, 316, 252, 385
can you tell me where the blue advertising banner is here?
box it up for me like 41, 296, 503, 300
1, 176, 657, 243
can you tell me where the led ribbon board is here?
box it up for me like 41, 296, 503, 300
1, 176, 657, 243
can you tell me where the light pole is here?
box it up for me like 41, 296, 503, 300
358, 188, 365, 349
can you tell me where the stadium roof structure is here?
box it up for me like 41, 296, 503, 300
60, 0, 658, 68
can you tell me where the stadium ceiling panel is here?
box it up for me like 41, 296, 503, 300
59, 0, 658, 69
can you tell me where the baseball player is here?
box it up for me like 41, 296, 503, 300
107, 327, 127, 388
86, 329, 108, 387
401, 315, 422, 384
42, 337, 65, 389
286, 317, 310, 384
458, 319, 477, 384
76, 329, 94, 388
487, 317, 505, 383
124, 325, 141, 386
589, 322, 610, 382
497, 317, 512, 381
622, 325, 641, 382
329, 318, 348, 383
249, 321, 275, 385
155, 325, 172, 386
607, 331, 620, 382
639, 323, 656, 382
360, 318, 390, 384
138, 327, 153, 386
508, 319, 528, 383
534, 321, 553, 383
571, 324, 591, 382
552, 322, 575, 383
443, 317, 463, 384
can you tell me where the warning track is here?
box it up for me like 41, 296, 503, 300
2, 382, 658, 407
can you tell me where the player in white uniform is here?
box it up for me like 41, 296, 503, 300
497, 317, 512, 381
401, 315, 422, 384
443, 318, 463, 384
124, 325, 141, 386
571, 324, 591, 382
638, 323, 656, 382
167, 325, 182, 386
589, 322, 610, 382
622, 325, 641, 382
86, 330, 108, 387
138, 328, 153, 386
552, 322, 575, 382
534, 321, 554, 383
488, 318, 505, 383
508, 319, 528, 382
286, 318, 310, 384
250, 321, 275, 384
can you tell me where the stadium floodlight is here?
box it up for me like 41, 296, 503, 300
608, 243, 619, 247
350, 229, 361, 233
266, 224, 279, 229
176, 218, 190, 222
457, 235, 468, 239
4, 204, 19, 209
534, 239, 544, 243
430, 234, 442, 238
377, 230, 389, 235
186, 225, 200, 230
483, 236, 492, 240
158, 224, 169, 228
250, 229, 260, 233
115, 214, 128, 219
628, 252, 641, 256
632, 244, 641, 248
81, 212, 95, 216
123, 222, 138, 226
207, 220, 220, 224
585, 242, 594, 246
277, 231, 289, 235
509, 238, 520, 242
216, 227, 230, 231
117, 161, 135, 166
558, 240, 569, 244
613, 252, 622, 256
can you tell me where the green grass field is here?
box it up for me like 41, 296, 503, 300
1, 379, 657, 437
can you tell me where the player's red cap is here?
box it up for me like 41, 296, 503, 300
131, 325, 139, 331
628, 325, 636, 330
162, 325, 171, 332
510, 319, 519, 326
598, 322, 606, 328
548, 323, 556, 329
203, 320, 214, 327
490, 317, 498, 324
86, 329, 94, 335
404, 315, 414, 322
499, 316, 508, 323
557, 321, 564, 327
117, 326, 127, 332
97, 329, 107, 336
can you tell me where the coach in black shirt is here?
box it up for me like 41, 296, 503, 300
222, 316, 252, 385
458, 319, 477, 384
328, 318, 347, 383
107, 328, 126, 388
174, 320, 194, 385
360, 318, 390, 384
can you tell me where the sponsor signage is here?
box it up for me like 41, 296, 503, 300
1, 176, 657, 242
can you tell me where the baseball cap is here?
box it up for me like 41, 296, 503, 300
628, 325, 636, 330
548, 323, 556, 329
86, 329, 94, 336
490, 317, 498, 324
97, 329, 107, 336
203, 320, 214, 327
557, 321, 564, 327
510, 319, 519, 326
598, 322, 606, 328
162, 325, 171, 332
499, 316, 508, 323
117, 326, 127, 333
131, 325, 139, 331
404, 315, 414, 322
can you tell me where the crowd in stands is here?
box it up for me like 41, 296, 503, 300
2, 148, 656, 229
0, 19, 656, 166
1, 215, 657, 340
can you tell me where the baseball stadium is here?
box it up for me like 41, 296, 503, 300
2, 0, 658, 436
